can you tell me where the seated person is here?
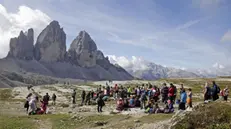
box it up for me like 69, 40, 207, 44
134, 97, 141, 107
37, 101, 47, 114
116, 98, 124, 111
103, 96, 109, 101
164, 104, 174, 114
123, 99, 129, 108
154, 103, 162, 113
129, 96, 135, 107
145, 101, 153, 113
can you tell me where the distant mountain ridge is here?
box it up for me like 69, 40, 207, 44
108, 57, 199, 80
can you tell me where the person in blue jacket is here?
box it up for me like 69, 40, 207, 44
179, 89, 187, 110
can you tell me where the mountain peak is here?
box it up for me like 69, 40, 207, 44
7, 28, 34, 60
34, 20, 66, 62
49, 20, 60, 28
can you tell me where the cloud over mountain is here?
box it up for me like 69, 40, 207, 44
0, 4, 51, 58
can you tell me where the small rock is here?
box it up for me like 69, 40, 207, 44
134, 120, 140, 123
94, 121, 107, 126
68, 111, 72, 114
71, 116, 77, 119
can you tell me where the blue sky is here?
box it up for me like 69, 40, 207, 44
0, 0, 231, 69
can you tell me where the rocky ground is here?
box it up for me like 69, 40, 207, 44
1, 78, 231, 129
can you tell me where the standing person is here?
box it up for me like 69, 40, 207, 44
153, 86, 160, 102
72, 89, 76, 104
97, 93, 105, 112
179, 89, 187, 110
161, 83, 169, 104
81, 90, 86, 105
43, 93, 50, 106
52, 93, 57, 105
168, 84, 175, 104
223, 86, 229, 101
114, 84, 119, 99
180, 84, 185, 94
173, 84, 177, 103
127, 86, 132, 98
204, 82, 211, 102
140, 91, 147, 109
106, 85, 110, 96
187, 88, 192, 108
212, 81, 220, 101
85, 91, 91, 105
24, 93, 33, 113
91, 90, 94, 100
29, 96, 39, 115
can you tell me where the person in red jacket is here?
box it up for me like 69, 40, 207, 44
168, 83, 175, 103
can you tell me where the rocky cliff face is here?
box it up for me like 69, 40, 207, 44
3, 21, 133, 81
7, 29, 34, 60
68, 31, 98, 67
34, 21, 66, 62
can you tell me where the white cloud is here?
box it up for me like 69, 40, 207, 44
0, 4, 51, 58
212, 62, 225, 69
221, 30, 231, 42
107, 55, 150, 72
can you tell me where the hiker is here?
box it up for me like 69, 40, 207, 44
114, 84, 119, 99
140, 91, 147, 109
97, 93, 105, 112
136, 86, 141, 98
106, 85, 110, 96
27, 85, 33, 91
28, 96, 39, 115
120, 88, 126, 100
212, 81, 220, 101
179, 89, 187, 110
123, 99, 130, 110
52, 93, 57, 105
187, 88, 192, 108
116, 98, 124, 111
91, 90, 94, 100
204, 82, 211, 102
81, 90, 86, 105
135, 96, 141, 107
222, 86, 229, 101
37, 101, 47, 114
85, 91, 91, 105
144, 101, 153, 113
129, 96, 135, 107
43, 93, 50, 106
161, 83, 169, 104
173, 84, 177, 103
127, 86, 132, 97
154, 103, 161, 113
168, 84, 175, 104
153, 86, 160, 102
180, 84, 185, 94
24, 93, 33, 112
72, 89, 76, 104
164, 104, 174, 114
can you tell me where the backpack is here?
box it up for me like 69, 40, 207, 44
217, 86, 220, 94
206, 86, 210, 95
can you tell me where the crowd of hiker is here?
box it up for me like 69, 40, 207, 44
24, 92, 56, 115
204, 81, 229, 102
23, 80, 229, 115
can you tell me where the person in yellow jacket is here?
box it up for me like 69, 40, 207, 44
127, 86, 132, 97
